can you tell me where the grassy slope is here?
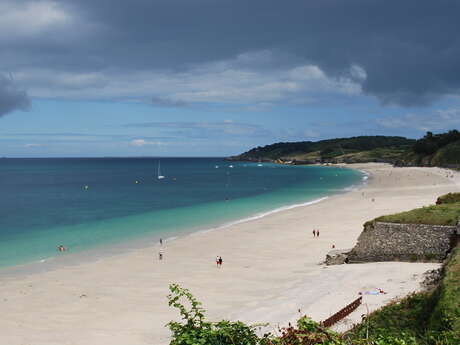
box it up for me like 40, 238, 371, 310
282, 147, 408, 163
371, 202, 460, 226
429, 245, 460, 336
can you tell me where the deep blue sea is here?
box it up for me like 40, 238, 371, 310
0, 158, 363, 268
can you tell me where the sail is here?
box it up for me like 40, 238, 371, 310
157, 161, 165, 179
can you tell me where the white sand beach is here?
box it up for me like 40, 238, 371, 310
1, 163, 459, 345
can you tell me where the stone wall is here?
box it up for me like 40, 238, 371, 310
348, 221, 459, 263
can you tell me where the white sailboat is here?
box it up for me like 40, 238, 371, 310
157, 161, 165, 179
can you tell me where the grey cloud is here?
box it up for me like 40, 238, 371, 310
0, 74, 30, 116
0, 132, 174, 141
3, 0, 460, 106
377, 108, 460, 132
124, 121, 271, 138
150, 96, 188, 108
15, 58, 357, 105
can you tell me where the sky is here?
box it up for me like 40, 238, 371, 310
1, 0, 460, 157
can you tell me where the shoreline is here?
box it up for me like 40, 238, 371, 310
0, 165, 362, 276
1, 163, 459, 345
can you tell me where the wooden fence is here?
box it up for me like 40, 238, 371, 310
320, 296, 362, 328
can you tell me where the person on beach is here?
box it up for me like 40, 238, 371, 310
218, 256, 223, 267
57, 245, 66, 252
159, 250, 163, 260
312, 229, 316, 237
216, 256, 220, 267
160, 238, 163, 245
317, 230, 320, 237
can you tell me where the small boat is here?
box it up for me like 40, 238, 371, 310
157, 161, 165, 179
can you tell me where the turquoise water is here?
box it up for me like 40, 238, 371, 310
0, 158, 363, 268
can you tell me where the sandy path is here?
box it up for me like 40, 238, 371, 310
0, 163, 458, 345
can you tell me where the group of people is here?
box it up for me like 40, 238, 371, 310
312, 229, 320, 237
157, 238, 224, 268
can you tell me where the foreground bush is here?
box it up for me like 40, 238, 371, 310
165, 284, 440, 345
167, 283, 261, 345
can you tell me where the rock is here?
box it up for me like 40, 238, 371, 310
421, 268, 442, 289
325, 249, 351, 265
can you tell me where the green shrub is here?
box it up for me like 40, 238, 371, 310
166, 284, 442, 345
428, 246, 460, 337
167, 284, 261, 345
424, 253, 438, 261
436, 193, 460, 205
409, 254, 419, 262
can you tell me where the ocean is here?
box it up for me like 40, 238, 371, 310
0, 158, 363, 269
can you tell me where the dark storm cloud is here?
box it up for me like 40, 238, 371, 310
0, 75, 30, 116
3, 0, 460, 106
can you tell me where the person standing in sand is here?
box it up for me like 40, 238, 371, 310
216, 256, 220, 267
317, 230, 320, 237
218, 256, 223, 267
312, 229, 316, 237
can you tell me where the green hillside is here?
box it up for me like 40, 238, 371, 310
228, 136, 414, 164
397, 130, 460, 167
229, 130, 460, 167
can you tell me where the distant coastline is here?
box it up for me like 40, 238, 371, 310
228, 131, 460, 169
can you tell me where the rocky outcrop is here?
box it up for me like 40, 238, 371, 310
421, 268, 443, 289
325, 249, 351, 265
